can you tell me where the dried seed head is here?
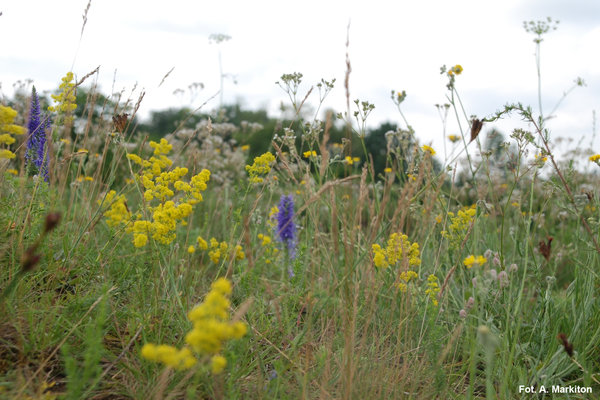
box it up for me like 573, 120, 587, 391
44, 212, 61, 233
557, 333, 574, 357
21, 247, 41, 272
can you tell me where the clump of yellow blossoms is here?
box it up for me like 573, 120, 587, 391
257, 233, 279, 264
425, 274, 440, 306
441, 205, 477, 250
48, 72, 77, 124
303, 150, 317, 158
448, 134, 460, 143
100, 138, 211, 248
141, 278, 247, 374
266, 206, 279, 230
463, 255, 487, 269
246, 152, 275, 183
397, 270, 418, 292
207, 237, 245, 263
0, 105, 25, 160
100, 190, 131, 227
372, 232, 421, 269
344, 156, 360, 165
448, 65, 463, 76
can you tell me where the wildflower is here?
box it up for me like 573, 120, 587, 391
459, 309, 468, 318
303, 150, 317, 158
448, 65, 463, 76
211, 355, 227, 374
25, 87, 49, 181
372, 232, 421, 271
589, 154, 600, 165
345, 156, 354, 165
397, 270, 418, 292
395, 90, 407, 103
0, 149, 16, 159
141, 344, 197, 371
99, 190, 131, 227
6, 169, 18, 175
448, 134, 460, 143
197, 236, 208, 250
188, 245, 196, 254
441, 205, 477, 250
241, 144, 250, 151
425, 274, 440, 306
384, 167, 392, 173
464, 255, 487, 268
509, 263, 518, 273
48, 72, 77, 124
0, 105, 26, 136
0, 134, 15, 145
142, 278, 247, 373
498, 270, 509, 287
277, 194, 296, 277
246, 151, 275, 183
534, 152, 547, 167
422, 145, 436, 156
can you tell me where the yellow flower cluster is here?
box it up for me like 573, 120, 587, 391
141, 344, 196, 371
141, 278, 247, 374
397, 270, 418, 292
422, 145, 436, 156
245, 152, 275, 183
99, 190, 131, 227
257, 233, 279, 264
0, 106, 25, 160
372, 232, 421, 269
463, 255, 487, 268
113, 139, 211, 247
425, 274, 440, 306
303, 150, 317, 158
206, 237, 245, 263
448, 134, 460, 143
448, 65, 463, 76
441, 204, 477, 250
48, 72, 77, 124
589, 154, 600, 163
534, 152, 547, 166
345, 156, 360, 165
267, 206, 279, 230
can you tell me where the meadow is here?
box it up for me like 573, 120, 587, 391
1, 17, 600, 400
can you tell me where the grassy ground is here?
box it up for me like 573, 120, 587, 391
1, 19, 600, 400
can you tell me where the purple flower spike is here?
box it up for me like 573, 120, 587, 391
277, 194, 297, 277
26, 87, 49, 181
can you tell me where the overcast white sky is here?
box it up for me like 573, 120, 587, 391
1, 0, 599, 162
